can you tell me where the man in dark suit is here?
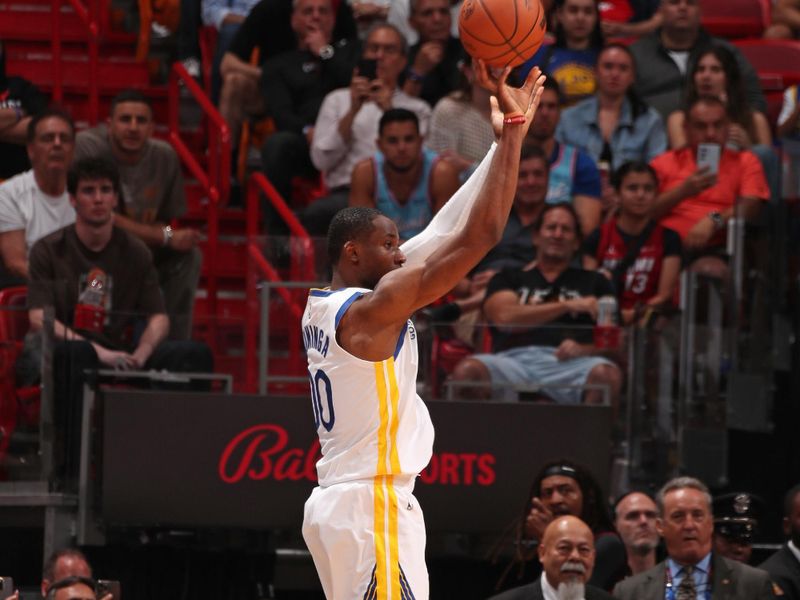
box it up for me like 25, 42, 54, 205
759, 483, 800, 599
490, 516, 615, 600
613, 476, 775, 600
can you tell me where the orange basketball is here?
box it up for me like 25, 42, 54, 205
458, 0, 547, 69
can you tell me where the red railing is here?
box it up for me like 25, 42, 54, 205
168, 62, 232, 339
245, 173, 315, 392
53, 0, 101, 123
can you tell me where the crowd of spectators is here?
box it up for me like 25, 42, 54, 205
1, 0, 794, 458
485, 472, 800, 599
2, 475, 799, 599
1, 0, 800, 592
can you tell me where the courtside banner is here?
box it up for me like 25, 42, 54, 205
102, 391, 611, 532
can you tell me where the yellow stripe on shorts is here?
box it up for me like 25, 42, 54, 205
373, 359, 402, 600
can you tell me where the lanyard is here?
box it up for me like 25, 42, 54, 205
665, 563, 713, 600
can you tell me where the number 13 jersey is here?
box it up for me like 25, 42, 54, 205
302, 287, 435, 487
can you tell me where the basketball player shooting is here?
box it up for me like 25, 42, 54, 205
301, 62, 546, 600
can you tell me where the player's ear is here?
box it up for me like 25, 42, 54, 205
343, 240, 359, 263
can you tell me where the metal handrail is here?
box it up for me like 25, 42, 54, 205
53, 0, 100, 123
246, 173, 315, 279
244, 174, 316, 391
168, 62, 232, 206
168, 62, 232, 343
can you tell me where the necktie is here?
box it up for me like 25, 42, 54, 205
676, 565, 697, 600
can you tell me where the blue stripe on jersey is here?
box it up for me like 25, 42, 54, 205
309, 288, 335, 297
399, 564, 416, 600
334, 291, 365, 329
394, 322, 408, 360
363, 565, 377, 600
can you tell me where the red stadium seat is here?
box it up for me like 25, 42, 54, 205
0, 287, 39, 469
734, 39, 800, 89
701, 0, 771, 38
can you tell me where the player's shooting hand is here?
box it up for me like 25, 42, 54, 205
524, 497, 554, 541
475, 60, 545, 138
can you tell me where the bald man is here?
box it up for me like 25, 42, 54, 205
490, 516, 615, 600
614, 491, 660, 575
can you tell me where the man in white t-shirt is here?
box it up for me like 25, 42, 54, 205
0, 108, 76, 285
303, 23, 432, 235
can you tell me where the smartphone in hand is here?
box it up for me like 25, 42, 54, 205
696, 142, 721, 176
357, 58, 377, 81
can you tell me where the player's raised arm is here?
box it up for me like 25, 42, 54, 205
360, 64, 545, 322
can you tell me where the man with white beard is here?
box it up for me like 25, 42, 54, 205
489, 516, 615, 600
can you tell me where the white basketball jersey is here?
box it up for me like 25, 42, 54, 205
302, 287, 435, 487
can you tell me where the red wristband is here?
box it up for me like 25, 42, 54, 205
503, 115, 526, 125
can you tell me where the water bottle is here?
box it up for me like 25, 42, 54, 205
73, 268, 107, 334
593, 295, 620, 349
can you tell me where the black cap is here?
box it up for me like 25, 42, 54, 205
713, 492, 764, 543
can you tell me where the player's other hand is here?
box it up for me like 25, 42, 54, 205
475, 60, 545, 138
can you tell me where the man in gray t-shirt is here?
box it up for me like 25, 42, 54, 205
75, 89, 201, 340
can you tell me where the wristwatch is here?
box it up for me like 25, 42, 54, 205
708, 211, 725, 231
318, 44, 334, 60
162, 225, 174, 247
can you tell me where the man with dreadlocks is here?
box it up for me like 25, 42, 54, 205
495, 460, 627, 594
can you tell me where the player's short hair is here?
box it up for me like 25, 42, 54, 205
379, 109, 419, 136
611, 160, 658, 190
656, 476, 713, 515
42, 547, 92, 582
110, 89, 152, 116
784, 483, 800, 517
67, 157, 122, 197
327, 207, 384, 265
26, 106, 75, 143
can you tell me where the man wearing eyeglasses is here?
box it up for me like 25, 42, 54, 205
304, 23, 432, 236
0, 108, 76, 287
